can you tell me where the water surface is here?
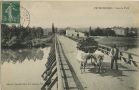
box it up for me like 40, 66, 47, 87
1, 47, 50, 90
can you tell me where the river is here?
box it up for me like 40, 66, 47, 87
1, 47, 50, 90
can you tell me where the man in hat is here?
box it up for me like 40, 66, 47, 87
110, 44, 119, 70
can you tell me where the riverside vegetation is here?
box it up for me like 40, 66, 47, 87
1, 24, 53, 48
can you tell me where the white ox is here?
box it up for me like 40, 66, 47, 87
77, 50, 104, 73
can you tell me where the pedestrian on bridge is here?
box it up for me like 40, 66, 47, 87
110, 44, 119, 70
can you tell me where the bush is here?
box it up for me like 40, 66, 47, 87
77, 37, 98, 53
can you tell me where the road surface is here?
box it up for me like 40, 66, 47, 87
58, 35, 139, 90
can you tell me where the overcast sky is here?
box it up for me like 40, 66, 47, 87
21, 1, 139, 28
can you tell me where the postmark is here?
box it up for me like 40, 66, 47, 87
2, 1, 20, 23
20, 6, 30, 27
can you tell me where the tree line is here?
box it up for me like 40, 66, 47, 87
84, 27, 138, 37
88, 27, 115, 36
1, 24, 48, 48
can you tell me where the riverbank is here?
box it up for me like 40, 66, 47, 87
91, 36, 139, 47
1, 35, 54, 49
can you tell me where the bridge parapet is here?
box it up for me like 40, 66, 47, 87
41, 41, 57, 90
55, 36, 65, 90
41, 35, 64, 90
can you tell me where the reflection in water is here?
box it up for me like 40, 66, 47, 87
1, 48, 44, 64
1, 47, 50, 90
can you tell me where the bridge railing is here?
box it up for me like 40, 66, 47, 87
98, 43, 139, 66
55, 35, 64, 90
66, 35, 139, 67
41, 35, 65, 90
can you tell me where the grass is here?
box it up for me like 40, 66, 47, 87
91, 36, 139, 47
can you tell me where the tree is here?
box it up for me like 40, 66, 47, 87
89, 26, 91, 36
1, 24, 45, 48
84, 31, 89, 37
52, 23, 55, 33
105, 28, 116, 36
77, 37, 98, 53
94, 27, 103, 36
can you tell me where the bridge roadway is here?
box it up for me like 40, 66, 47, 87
57, 35, 139, 90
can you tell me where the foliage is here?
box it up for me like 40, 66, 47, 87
88, 27, 138, 37
89, 27, 116, 36
126, 27, 138, 37
1, 24, 45, 48
59, 30, 66, 35
77, 37, 98, 53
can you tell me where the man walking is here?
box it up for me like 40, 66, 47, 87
110, 44, 119, 70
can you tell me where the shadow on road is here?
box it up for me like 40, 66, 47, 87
87, 62, 137, 77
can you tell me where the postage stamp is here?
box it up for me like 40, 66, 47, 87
2, 1, 20, 23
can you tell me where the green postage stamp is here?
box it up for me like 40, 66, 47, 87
2, 1, 20, 23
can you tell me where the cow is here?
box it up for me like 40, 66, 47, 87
77, 49, 104, 73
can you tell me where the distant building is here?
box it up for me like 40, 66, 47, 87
65, 27, 85, 37
112, 27, 127, 36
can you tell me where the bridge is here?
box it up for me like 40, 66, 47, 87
41, 34, 139, 90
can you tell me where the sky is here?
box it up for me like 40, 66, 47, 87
21, 1, 139, 28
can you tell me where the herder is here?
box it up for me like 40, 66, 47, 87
110, 44, 119, 70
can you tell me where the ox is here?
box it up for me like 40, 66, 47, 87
77, 50, 104, 73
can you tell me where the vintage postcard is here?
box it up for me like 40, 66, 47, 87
0, 0, 139, 90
